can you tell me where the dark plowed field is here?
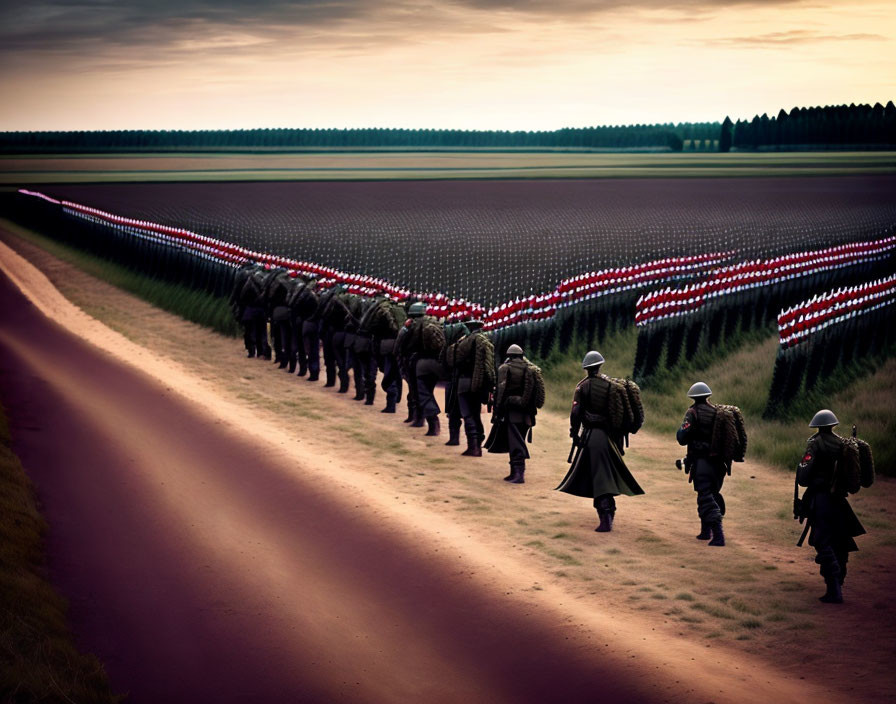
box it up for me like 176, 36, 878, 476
39, 176, 896, 305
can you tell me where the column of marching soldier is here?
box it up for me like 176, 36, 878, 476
230, 263, 876, 606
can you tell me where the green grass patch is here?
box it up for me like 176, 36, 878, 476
0, 403, 122, 702
0, 219, 239, 336
540, 323, 895, 474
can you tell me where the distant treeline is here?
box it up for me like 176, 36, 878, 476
0, 123, 722, 153
3, 103, 893, 153
720, 102, 896, 152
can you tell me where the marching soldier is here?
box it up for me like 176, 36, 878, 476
366, 294, 406, 413
794, 410, 873, 604
441, 321, 470, 447
294, 278, 321, 381
556, 351, 644, 531
396, 301, 425, 424
675, 382, 747, 547
485, 344, 544, 483
267, 268, 294, 371
445, 319, 495, 456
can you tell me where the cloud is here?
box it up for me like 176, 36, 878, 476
707, 29, 887, 47
0, 0, 823, 59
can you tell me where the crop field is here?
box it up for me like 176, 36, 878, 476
36, 175, 896, 306
1, 150, 895, 184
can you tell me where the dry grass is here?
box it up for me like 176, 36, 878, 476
0, 405, 123, 703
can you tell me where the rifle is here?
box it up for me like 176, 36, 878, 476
567, 430, 579, 463
568, 428, 591, 467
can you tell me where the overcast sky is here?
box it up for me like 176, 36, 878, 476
0, 0, 893, 131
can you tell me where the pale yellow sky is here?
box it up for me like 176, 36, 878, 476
0, 1, 893, 130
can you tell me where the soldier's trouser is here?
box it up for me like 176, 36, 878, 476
272, 318, 292, 365
692, 458, 724, 524
810, 494, 849, 583
242, 307, 268, 357
380, 354, 402, 406
507, 422, 529, 465
404, 369, 419, 417
291, 316, 306, 371
595, 494, 617, 515
271, 320, 283, 361
331, 332, 350, 387
445, 380, 462, 434
302, 321, 320, 376
322, 330, 337, 381
416, 372, 441, 418
458, 389, 484, 441
358, 350, 378, 398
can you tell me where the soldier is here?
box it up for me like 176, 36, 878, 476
441, 321, 470, 447
556, 351, 644, 531
294, 278, 321, 382
445, 319, 495, 456
413, 309, 447, 436
365, 293, 406, 413
354, 293, 383, 405
342, 294, 366, 400
267, 268, 294, 371
228, 261, 259, 358
794, 410, 872, 604
230, 262, 269, 359
396, 301, 425, 424
319, 285, 352, 392
675, 382, 747, 547
485, 344, 544, 483
284, 273, 310, 376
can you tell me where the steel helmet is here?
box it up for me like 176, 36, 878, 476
408, 302, 427, 317
582, 350, 605, 369
809, 409, 839, 428
506, 344, 524, 356
687, 382, 712, 398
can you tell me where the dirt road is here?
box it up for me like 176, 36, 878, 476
0, 232, 890, 702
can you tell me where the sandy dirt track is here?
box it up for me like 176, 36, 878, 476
0, 235, 886, 702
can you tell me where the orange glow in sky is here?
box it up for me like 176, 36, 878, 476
0, 1, 893, 130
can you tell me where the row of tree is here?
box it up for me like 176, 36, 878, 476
630, 253, 894, 386
0, 124, 723, 153
764, 305, 895, 418
719, 102, 896, 152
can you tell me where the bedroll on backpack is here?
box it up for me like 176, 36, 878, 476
609, 377, 644, 435
843, 437, 874, 490
531, 364, 546, 410
710, 405, 748, 463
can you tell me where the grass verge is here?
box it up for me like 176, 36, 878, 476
539, 325, 895, 473
0, 219, 238, 337
0, 402, 122, 702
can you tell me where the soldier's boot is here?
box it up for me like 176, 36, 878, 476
278, 355, 288, 369
444, 426, 461, 446
288, 359, 297, 374
595, 512, 612, 533
338, 376, 350, 393
425, 415, 441, 436
503, 463, 515, 481
307, 370, 319, 382
461, 433, 482, 457
404, 405, 415, 423
819, 577, 843, 604
509, 461, 525, 484
696, 520, 712, 540
365, 389, 376, 406
708, 522, 725, 547
381, 400, 396, 414
295, 361, 306, 376
353, 383, 366, 401
411, 410, 426, 428
324, 370, 336, 388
